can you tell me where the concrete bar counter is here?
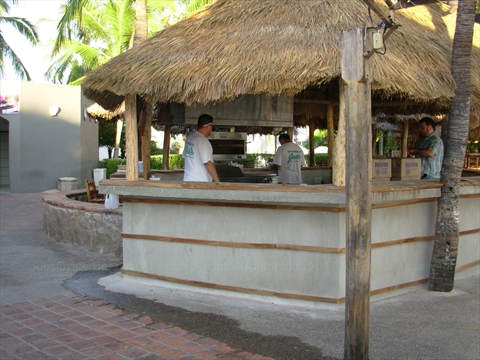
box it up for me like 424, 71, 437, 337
100, 177, 480, 307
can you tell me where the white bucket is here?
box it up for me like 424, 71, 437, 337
93, 168, 107, 186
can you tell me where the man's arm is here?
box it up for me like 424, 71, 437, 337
408, 148, 435, 157
205, 161, 220, 183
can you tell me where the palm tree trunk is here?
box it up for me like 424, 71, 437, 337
134, 0, 152, 177
428, 0, 476, 292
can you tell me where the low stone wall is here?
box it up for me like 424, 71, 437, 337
43, 190, 123, 256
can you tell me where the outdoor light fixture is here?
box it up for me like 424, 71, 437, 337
49, 105, 61, 116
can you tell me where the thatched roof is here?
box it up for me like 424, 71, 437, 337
87, 103, 125, 121
82, 0, 480, 122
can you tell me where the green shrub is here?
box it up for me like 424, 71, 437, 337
169, 154, 185, 169
98, 158, 125, 178
151, 155, 163, 169
305, 153, 329, 166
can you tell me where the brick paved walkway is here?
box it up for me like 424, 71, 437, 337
0, 292, 273, 360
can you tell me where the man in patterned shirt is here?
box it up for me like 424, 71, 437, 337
407, 117, 444, 179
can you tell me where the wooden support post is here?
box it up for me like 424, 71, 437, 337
114, 119, 123, 158
125, 94, 138, 181
141, 100, 153, 179
162, 124, 171, 170
327, 104, 334, 167
333, 79, 346, 186
341, 27, 372, 360
287, 127, 294, 141
309, 120, 315, 167
401, 121, 409, 158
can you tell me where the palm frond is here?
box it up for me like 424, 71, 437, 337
0, 33, 31, 80
0, 16, 39, 44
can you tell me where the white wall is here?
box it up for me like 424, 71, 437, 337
3, 82, 99, 193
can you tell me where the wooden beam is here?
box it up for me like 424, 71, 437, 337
141, 100, 153, 179
309, 120, 315, 167
162, 124, 171, 170
401, 121, 409, 158
287, 127, 294, 141
113, 119, 123, 158
327, 104, 334, 167
342, 27, 372, 360
125, 94, 138, 181
362, 0, 394, 26
332, 79, 346, 186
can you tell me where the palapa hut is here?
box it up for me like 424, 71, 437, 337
83, 0, 480, 314
82, 0, 480, 180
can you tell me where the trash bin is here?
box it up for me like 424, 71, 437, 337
93, 168, 107, 186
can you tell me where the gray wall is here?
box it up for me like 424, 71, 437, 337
2, 82, 98, 193
0, 118, 9, 187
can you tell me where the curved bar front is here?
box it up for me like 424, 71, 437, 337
100, 178, 480, 306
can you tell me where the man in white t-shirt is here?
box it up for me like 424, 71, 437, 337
182, 114, 220, 182
270, 133, 305, 184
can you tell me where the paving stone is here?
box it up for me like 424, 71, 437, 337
0, 292, 272, 360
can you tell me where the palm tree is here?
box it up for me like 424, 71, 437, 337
0, 0, 39, 80
428, 0, 477, 291
47, 0, 178, 85
46, 0, 136, 84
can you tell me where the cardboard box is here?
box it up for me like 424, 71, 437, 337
391, 158, 422, 179
372, 158, 391, 179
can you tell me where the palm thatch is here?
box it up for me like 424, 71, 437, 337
87, 103, 125, 121
82, 0, 480, 124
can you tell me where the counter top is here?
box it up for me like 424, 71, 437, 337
99, 176, 480, 207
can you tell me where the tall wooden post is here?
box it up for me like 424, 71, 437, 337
287, 127, 294, 141
125, 94, 138, 181
140, 100, 153, 179
114, 119, 123, 158
162, 124, 171, 170
333, 79, 346, 186
309, 120, 315, 167
327, 104, 334, 167
401, 121, 409, 158
342, 27, 372, 360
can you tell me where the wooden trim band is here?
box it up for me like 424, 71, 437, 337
455, 259, 480, 273
121, 194, 476, 211
121, 197, 345, 212
371, 235, 434, 248
123, 228, 478, 253
121, 268, 344, 304
370, 278, 428, 296
461, 228, 480, 236
121, 260, 479, 304
372, 197, 437, 209
460, 193, 480, 199
121, 233, 345, 253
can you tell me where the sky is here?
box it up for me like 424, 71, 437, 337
0, 0, 66, 96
